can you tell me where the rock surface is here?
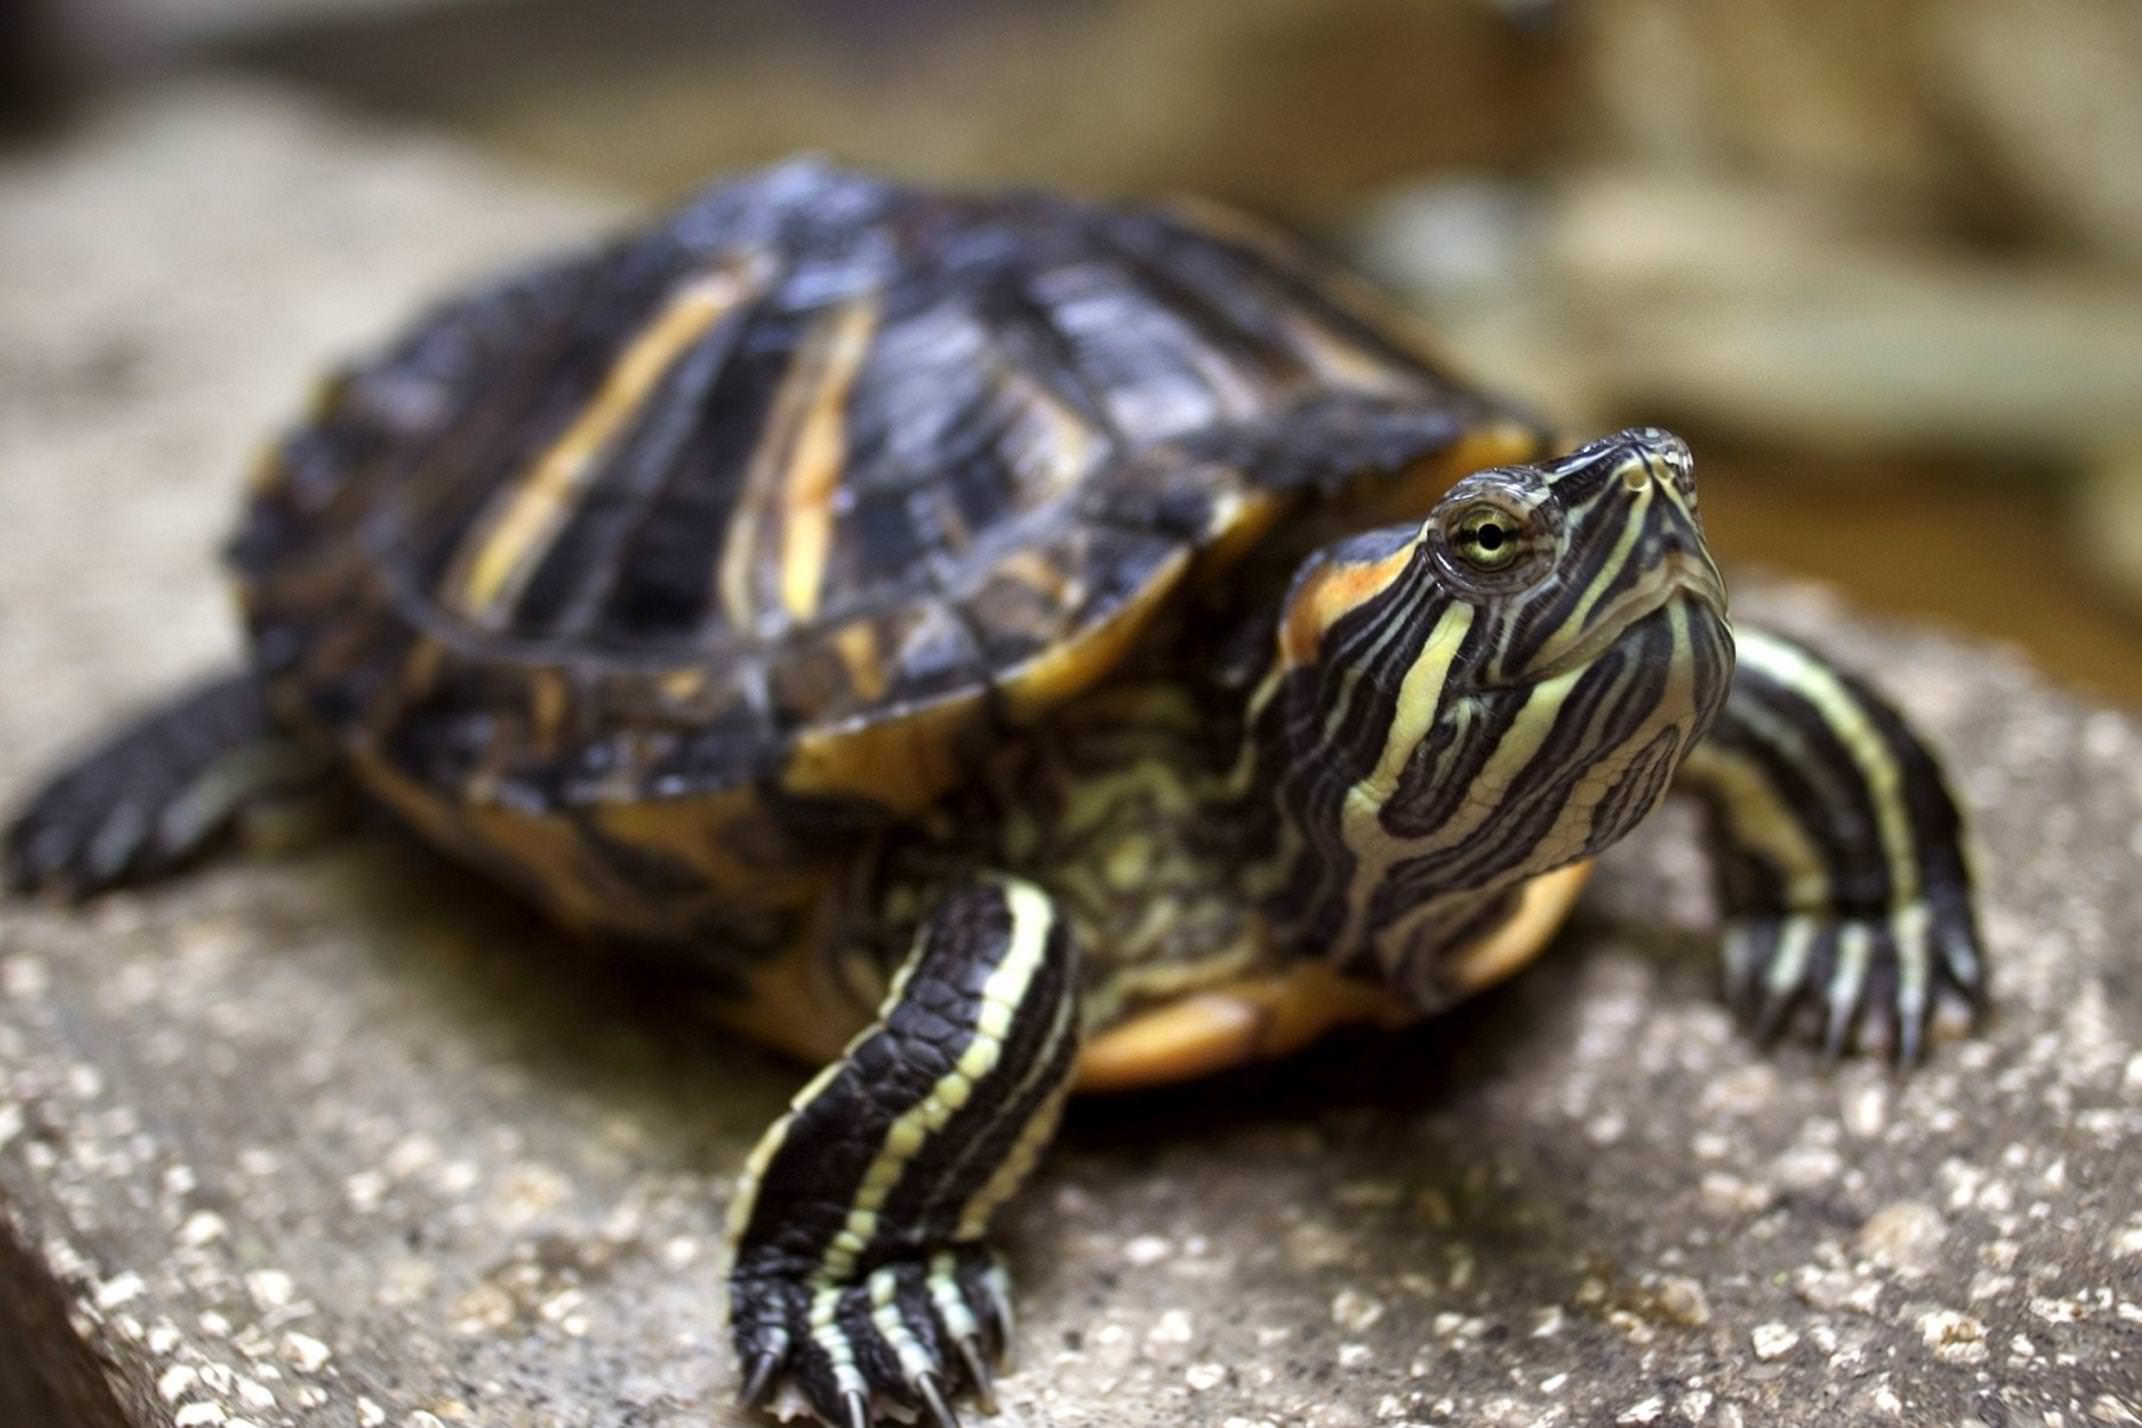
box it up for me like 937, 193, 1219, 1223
4, 81, 2141, 1428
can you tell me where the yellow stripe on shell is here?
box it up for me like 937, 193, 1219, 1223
717, 295, 879, 631
999, 363, 1104, 510
829, 620, 891, 706
777, 298, 880, 622
446, 265, 756, 624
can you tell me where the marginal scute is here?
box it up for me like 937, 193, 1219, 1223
1332, 420, 1545, 530
350, 749, 619, 931
987, 530, 1194, 722
781, 686, 992, 816
591, 789, 824, 913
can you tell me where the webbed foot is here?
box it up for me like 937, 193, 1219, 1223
732, 1244, 1012, 1426
1723, 888, 1984, 1063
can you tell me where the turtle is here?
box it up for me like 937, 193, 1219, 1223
5, 160, 1984, 1428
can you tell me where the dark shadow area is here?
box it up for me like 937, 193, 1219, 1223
0, 1229, 135, 1428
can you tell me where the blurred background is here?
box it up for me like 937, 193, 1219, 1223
7, 0, 2142, 704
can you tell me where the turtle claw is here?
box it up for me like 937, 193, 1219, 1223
1723, 898, 1982, 1066
916, 1373, 962, 1428
1750, 978, 1799, 1046
954, 1329, 997, 1415
729, 1244, 1011, 1425
737, 1348, 784, 1410
981, 1277, 1015, 1363
1818, 996, 1856, 1065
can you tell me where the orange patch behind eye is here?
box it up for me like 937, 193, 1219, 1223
1271, 422, 1545, 674
1279, 541, 1419, 670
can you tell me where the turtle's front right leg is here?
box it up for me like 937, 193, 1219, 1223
727, 877, 1080, 1428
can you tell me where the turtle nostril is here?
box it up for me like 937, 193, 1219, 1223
1622, 462, 1652, 493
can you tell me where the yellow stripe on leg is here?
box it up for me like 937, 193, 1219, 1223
815, 879, 1058, 1285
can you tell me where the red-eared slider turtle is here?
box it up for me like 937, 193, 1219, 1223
5, 161, 1984, 1428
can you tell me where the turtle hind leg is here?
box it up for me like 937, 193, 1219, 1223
1677, 625, 1985, 1064
728, 878, 1080, 1427
5, 669, 341, 900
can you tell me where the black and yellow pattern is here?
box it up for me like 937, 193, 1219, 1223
1240, 429, 1733, 1008
727, 879, 1077, 1428
1677, 625, 1983, 1060
1, 163, 1991, 1428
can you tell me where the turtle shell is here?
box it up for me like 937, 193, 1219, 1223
231, 160, 1539, 933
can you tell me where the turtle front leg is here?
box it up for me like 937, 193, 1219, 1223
727, 877, 1080, 1427
1677, 625, 1985, 1062
6, 669, 342, 899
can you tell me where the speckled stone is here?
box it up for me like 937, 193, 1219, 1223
4, 81, 2142, 1428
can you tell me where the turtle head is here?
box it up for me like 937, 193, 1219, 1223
1254, 427, 1734, 1007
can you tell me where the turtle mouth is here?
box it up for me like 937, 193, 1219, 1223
1519, 557, 1728, 686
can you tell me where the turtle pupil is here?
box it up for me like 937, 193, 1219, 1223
1448, 504, 1526, 572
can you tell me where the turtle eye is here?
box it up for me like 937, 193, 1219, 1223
1448, 502, 1527, 572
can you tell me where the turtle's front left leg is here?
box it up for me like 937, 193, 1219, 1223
1677, 625, 1985, 1062
727, 877, 1080, 1428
